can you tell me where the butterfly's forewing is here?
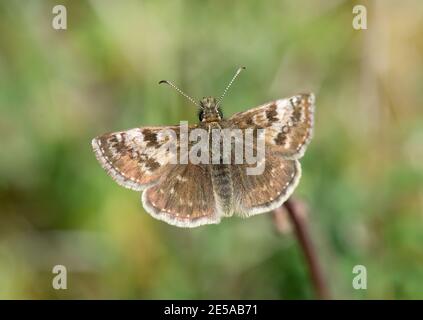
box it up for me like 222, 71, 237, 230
92, 126, 183, 191
229, 93, 315, 159
142, 163, 221, 228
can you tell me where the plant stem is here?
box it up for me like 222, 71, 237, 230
273, 198, 329, 299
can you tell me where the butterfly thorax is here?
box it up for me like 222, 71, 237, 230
198, 97, 223, 123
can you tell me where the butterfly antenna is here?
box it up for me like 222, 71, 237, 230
159, 80, 198, 107
217, 66, 246, 106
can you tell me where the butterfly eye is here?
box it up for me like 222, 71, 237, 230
198, 110, 204, 121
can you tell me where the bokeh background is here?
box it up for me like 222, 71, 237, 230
1, 0, 423, 299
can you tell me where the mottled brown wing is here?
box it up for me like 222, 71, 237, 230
92, 125, 195, 191
142, 163, 221, 228
229, 93, 315, 159
231, 151, 301, 217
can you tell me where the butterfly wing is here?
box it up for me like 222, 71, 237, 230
92, 125, 189, 191
229, 93, 315, 159
142, 163, 221, 227
93, 124, 220, 227
230, 152, 301, 217
227, 93, 314, 216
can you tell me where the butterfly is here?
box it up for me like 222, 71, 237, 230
92, 67, 315, 228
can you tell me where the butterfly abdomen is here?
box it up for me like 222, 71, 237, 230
211, 164, 233, 217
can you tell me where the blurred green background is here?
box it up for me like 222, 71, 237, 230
1, 0, 423, 299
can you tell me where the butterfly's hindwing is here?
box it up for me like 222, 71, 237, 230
230, 152, 301, 217
142, 163, 221, 227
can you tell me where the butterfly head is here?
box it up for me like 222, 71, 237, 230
198, 97, 223, 122
159, 66, 245, 123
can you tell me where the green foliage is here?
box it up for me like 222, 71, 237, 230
1, 0, 422, 299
